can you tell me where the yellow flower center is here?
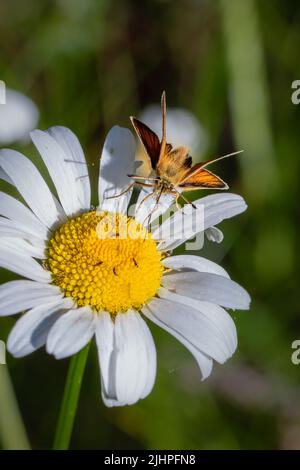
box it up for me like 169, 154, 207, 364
46, 211, 163, 314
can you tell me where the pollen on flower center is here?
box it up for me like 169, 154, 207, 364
46, 211, 163, 314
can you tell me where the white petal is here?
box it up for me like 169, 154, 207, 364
0, 218, 47, 252
162, 271, 250, 310
47, 126, 91, 210
0, 168, 13, 185
0, 234, 46, 259
7, 298, 72, 358
94, 312, 116, 403
31, 129, 84, 216
0, 245, 51, 282
46, 307, 96, 359
0, 280, 62, 316
143, 297, 232, 364
142, 304, 213, 380
134, 188, 175, 226
205, 226, 224, 243
163, 254, 230, 278
195, 193, 247, 231
114, 311, 156, 404
155, 193, 247, 251
0, 192, 48, 239
95, 310, 156, 407
11, 238, 45, 259
158, 288, 237, 355
0, 218, 39, 240
98, 126, 136, 213
153, 202, 204, 250
0, 149, 64, 228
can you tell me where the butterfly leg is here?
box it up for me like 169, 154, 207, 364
136, 190, 156, 212
174, 192, 181, 211
173, 190, 196, 210
135, 182, 156, 188
180, 193, 197, 209
169, 190, 183, 210
105, 183, 136, 200
105, 181, 153, 201
141, 188, 164, 230
76, 174, 89, 181
128, 174, 160, 182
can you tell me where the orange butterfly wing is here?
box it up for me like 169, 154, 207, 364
179, 164, 228, 190
130, 117, 161, 169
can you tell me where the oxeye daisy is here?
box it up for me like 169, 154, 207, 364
0, 125, 250, 408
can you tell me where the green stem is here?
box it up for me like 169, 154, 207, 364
53, 343, 90, 450
0, 364, 31, 450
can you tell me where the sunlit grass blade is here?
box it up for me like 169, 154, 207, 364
0, 364, 30, 450
220, 0, 278, 203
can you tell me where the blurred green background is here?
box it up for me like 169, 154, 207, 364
0, 0, 300, 450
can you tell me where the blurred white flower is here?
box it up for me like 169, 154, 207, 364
139, 104, 208, 157
0, 88, 39, 145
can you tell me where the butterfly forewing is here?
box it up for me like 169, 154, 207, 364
130, 117, 161, 170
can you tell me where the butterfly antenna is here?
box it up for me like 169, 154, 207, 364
159, 91, 167, 158
161, 91, 166, 142
200, 150, 244, 169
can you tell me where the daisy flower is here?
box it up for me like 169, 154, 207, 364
0, 125, 250, 407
